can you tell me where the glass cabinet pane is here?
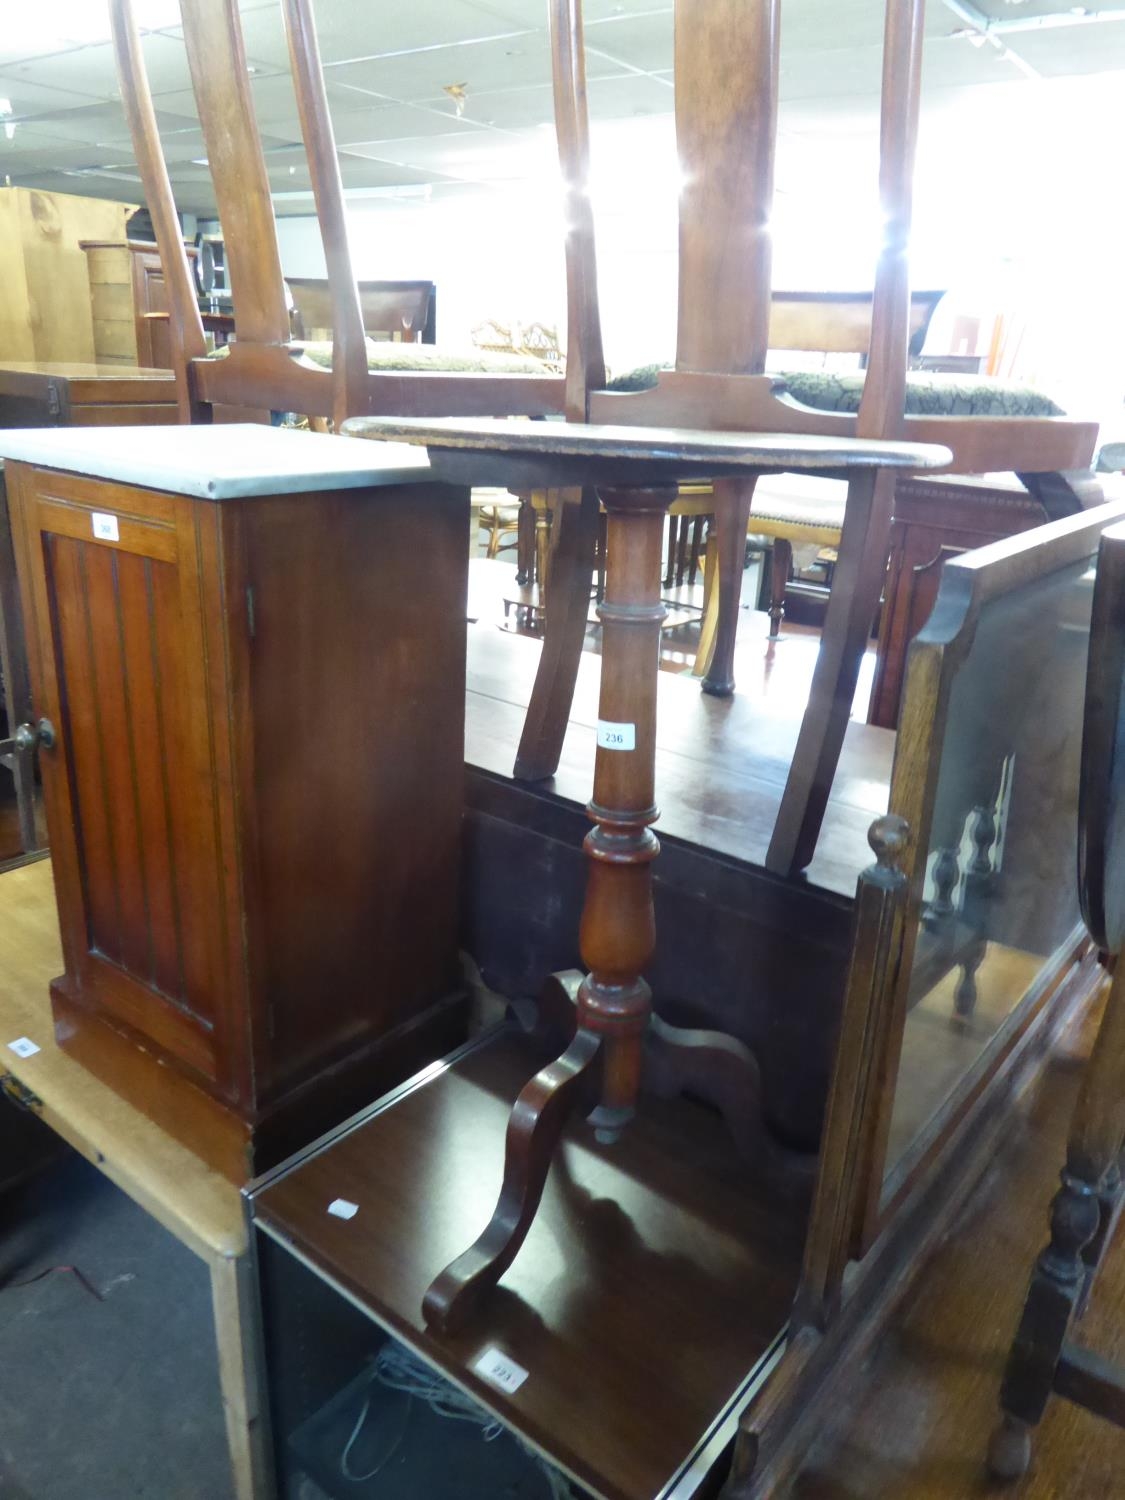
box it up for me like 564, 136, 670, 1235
883, 556, 1095, 1188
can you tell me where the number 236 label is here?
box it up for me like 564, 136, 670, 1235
597, 720, 636, 752
474, 1347, 529, 1394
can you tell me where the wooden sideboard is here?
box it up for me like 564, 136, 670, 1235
2, 424, 469, 1181
869, 472, 1054, 728
81, 239, 236, 369
0, 363, 179, 428
0, 189, 134, 364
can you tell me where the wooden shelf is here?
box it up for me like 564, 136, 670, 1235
252, 1025, 806, 1500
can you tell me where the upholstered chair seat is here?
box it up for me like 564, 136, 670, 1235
208, 339, 547, 376
605, 364, 1064, 418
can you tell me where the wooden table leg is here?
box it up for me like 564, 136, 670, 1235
210, 1251, 274, 1500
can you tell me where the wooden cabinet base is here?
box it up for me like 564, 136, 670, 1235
50, 978, 468, 1183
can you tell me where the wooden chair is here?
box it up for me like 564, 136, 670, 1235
287, 277, 437, 344
108, 0, 565, 430
697, 475, 846, 650
987, 519, 1125, 1481
518, 0, 1099, 879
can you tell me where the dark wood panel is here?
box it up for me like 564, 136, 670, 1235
46, 533, 121, 964
232, 486, 469, 1102
82, 544, 151, 980
114, 552, 185, 1001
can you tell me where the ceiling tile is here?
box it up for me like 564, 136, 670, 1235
198, 0, 529, 71
329, 101, 492, 146
584, 10, 673, 74
344, 126, 557, 183
3, 33, 196, 103
3, 169, 143, 202
1007, 23, 1125, 77
972, 0, 1094, 18
446, 69, 671, 129
0, 76, 115, 120
476, 0, 670, 24
153, 69, 360, 128
1, 102, 185, 145
0, 137, 126, 173
326, 29, 626, 104
271, 154, 456, 193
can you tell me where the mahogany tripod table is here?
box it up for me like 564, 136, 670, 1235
344, 416, 951, 1335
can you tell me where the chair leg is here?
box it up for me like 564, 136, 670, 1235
663, 516, 678, 588
698, 477, 756, 696
768, 537, 792, 640
535, 502, 553, 608
516, 495, 535, 585
767, 469, 895, 876
693, 524, 720, 679
675, 514, 690, 587
514, 488, 599, 781
989, 960, 1125, 1477
688, 516, 705, 587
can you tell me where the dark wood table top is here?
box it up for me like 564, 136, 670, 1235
343, 415, 953, 489
252, 1027, 804, 1500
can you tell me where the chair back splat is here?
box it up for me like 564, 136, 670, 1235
109, 0, 565, 425
109, 0, 207, 421
674, 0, 779, 379
181, 0, 291, 347
857, 0, 924, 445
528, 0, 1097, 874
280, 0, 368, 425
552, 0, 605, 421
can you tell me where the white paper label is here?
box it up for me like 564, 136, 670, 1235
327, 1198, 358, 1220
92, 512, 120, 542
597, 720, 636, 752
8, 1037, 40, 1059
474, 1347, 528, 1395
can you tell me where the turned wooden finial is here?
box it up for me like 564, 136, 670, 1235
867, 813, 909, 870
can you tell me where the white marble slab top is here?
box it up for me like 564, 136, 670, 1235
0, 423, 436, 500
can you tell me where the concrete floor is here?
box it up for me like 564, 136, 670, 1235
0, 1131, 233, 1500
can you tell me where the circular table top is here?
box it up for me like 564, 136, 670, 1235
342, 416, 952, 489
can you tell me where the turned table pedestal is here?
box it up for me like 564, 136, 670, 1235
345, 415, 951, 1334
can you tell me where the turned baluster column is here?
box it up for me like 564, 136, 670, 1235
576, 484, 676, 1142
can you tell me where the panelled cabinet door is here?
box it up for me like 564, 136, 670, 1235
12, 467, 244, 1099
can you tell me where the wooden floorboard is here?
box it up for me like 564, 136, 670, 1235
792, 998, 1125, 1499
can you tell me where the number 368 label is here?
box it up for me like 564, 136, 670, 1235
597, 720, 636, 752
